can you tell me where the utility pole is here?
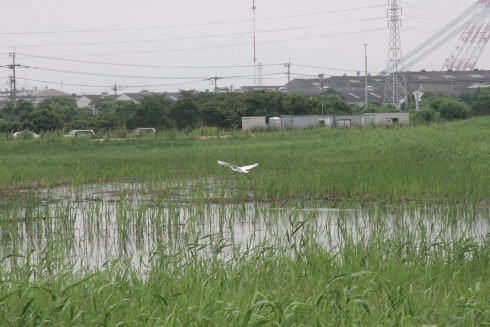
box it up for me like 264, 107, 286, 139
284, 59, 291, 91
364, 43, 368, 110
207, 75, 223, 94
7, 51, 28, 109
8, 52, 20, 108
111, 82, 126, 96
415, 84, 420, 111
318, 73, 325, 91
8, 76, 13, 101
252, 0, 257, 86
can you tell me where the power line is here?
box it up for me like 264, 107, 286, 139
294, 63, 376, 74
0, 0, 243, 8
17, 53, 280, 69
403, 3, 465, 15
21, 65, 287, 81
22, 78, 209, 89
0, 5, 386, 35
21, 28, 385, 58
25, 66, 214, 80
5, 17, 386, 49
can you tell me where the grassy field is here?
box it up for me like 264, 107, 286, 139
1, 117, 490, 203
1, 119, 490, 326
1, 200, 489, 326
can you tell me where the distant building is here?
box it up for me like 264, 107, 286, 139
284, 70, 490, 105
0, 88, 74, 107
76, 91, 183, 108
242, 116, 266, 130
362, 113, 409, 126
280, 113, 408, 129
117, 93, 150, 103
281, 115, 335, 128
117, 92, 182, 104
240, 86, 285, 93
76, 93, 116, 108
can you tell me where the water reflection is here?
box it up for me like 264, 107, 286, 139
1, 183, 489, 271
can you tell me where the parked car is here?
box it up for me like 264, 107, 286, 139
65, 130, 95, 137
133, 128, 156, 134
13, 131, 40, 139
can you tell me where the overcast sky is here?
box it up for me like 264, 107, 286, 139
0, 0, 486, 95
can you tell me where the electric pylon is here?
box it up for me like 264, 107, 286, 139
383, 0, 407, 108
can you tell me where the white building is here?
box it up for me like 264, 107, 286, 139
242, 116, 266, 130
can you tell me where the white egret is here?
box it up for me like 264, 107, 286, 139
217, 161, 259, 180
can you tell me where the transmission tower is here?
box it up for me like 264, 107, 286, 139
384, 0, 407, 108
442, 0, 490, 71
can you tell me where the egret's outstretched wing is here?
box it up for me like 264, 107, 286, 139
218, 161, 237, 169
239, 163, 259, 172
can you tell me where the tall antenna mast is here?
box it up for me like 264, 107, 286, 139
258, 62, 265, 86
383, 0, 407, 108
253, 0, 257, 86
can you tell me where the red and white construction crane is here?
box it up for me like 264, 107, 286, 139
388, 1, 490, 72
443, 0, 490, 71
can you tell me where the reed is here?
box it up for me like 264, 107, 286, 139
1, 118, 490, 203
1, 119, 489, 325
0, 194, 489, 326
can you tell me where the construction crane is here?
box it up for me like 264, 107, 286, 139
442, 0, 490, 71
385, 1, 490, 72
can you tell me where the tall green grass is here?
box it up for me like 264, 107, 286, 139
0, 195, 489, 326
2, 118, 490, 203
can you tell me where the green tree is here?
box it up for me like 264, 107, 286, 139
363, 105, 380, 113
321, 88, 346, 101
179, 90, 196, 99
471, 94, 490, 116
13, 99, 35, 116
199, 100, 226, 127
458, 92, 473, 105
38, 96, 77, 110
471, 87, 483, 103
0, 102, 13, 119
243, 90, 281, 117
421, 91, 436, 102
133, 95, 172, 129
412, 108, 436, 124
0, 121, 20, 133
323, 96, 353, 115
169, 98, 199, 129
19, 109, 64, 133
38, 97, 79, 123
113, 101, 137, 129
91, 97, 127, 113
438, 99, 471, 120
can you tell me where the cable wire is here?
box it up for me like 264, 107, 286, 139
5, 17, 385, 49
0, 5, 386, 35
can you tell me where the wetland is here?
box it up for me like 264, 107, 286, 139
1, 119, 490, 326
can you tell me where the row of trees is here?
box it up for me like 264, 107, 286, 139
410, 88, 490, 124
0, 89, 354, 133
0, 87, 489, 133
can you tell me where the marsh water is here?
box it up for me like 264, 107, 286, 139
2, 182, 489, 271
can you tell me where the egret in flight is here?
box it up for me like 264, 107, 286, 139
217, 161, 259, 180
